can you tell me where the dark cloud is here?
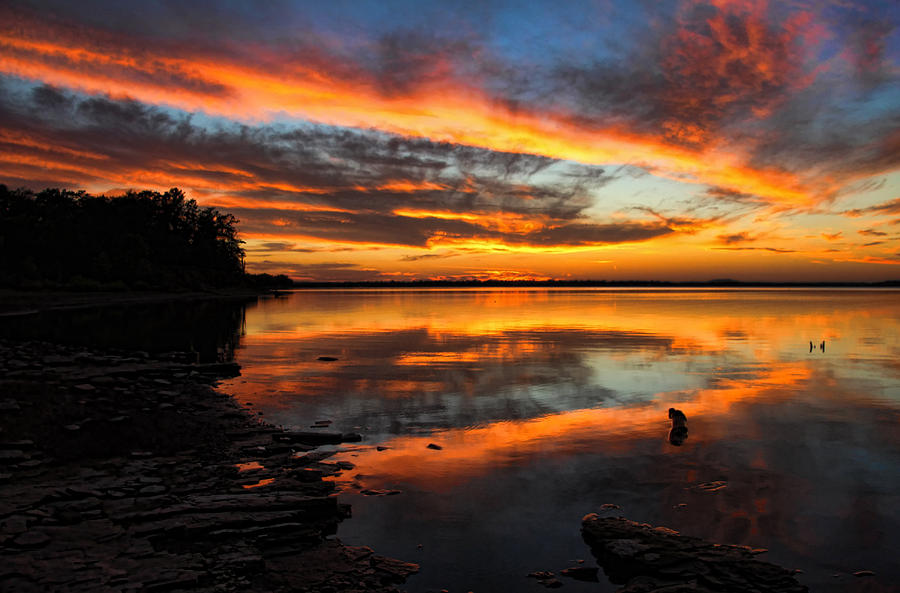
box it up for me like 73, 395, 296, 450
547, 2, 807, 149
632, 206, 717, 232
713, 246, 797, 253
845, 197, 900, 218
845, 17, 896, 86
367, 31, 478, 97
401, 253, 458, 262
717, 232, 755, 244
703, 186, 764, 205
231, 206, 678, 248
858, 228, 888, 236
244, 242, 321, 253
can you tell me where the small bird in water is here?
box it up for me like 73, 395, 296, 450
668, 408, 688, 446
820, 340, 825, 352
809, 340, 814, 353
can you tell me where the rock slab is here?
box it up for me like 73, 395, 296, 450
581, 514, 807, 593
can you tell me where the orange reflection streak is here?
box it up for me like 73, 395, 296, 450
235, 461, 264, 472
0, 19, 825, 205
331, 365, 812, 489
242, 477, 275, 489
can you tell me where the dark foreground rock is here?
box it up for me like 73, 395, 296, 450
581, 514, 807, 593
0, 339, 417, 593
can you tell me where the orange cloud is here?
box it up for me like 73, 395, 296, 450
393, 209, 545, 234
0, 10, 825, 206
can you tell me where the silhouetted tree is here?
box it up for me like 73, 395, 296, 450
0, 185, 254, 290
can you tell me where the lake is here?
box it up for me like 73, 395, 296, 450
220, 288, 900, 593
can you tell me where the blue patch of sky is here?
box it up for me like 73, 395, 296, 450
579, 166, 707, 219
836, 170, 900, 212
280, 0, 659, 67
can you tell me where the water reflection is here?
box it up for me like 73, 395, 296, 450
223, 289, 900, 592
0, 297, 250, 362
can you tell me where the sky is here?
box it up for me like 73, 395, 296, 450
1, 0, 899, 282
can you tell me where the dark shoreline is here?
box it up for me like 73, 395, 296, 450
0, 288, 269, 317
0, 338, 418, 592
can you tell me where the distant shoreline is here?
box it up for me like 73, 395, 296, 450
288, 279, 900, 289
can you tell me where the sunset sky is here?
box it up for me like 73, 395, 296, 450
2, 0, 899, 282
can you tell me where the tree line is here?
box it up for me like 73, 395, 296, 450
0, 185, 291, 290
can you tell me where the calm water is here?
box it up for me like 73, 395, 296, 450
222, 288, 900, 593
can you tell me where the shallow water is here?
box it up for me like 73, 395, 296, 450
221, 288, 900, 592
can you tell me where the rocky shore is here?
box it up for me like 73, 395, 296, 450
0, 339, 418, 593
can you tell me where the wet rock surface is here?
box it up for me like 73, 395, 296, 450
581, 514, 807, 593
0, 339, 417, 593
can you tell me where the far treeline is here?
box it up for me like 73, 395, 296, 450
0, 185, 292, 291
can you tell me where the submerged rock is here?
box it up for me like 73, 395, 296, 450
528, 571, 555, 579
273, 431, 343, 445
561, 566, 600, 581
581, 514, 807, 593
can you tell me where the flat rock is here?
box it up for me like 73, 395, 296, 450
581, 514, 807, 593
528, 571, 555, 579
0, 450, 28, 464
12, 530, 51, 548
